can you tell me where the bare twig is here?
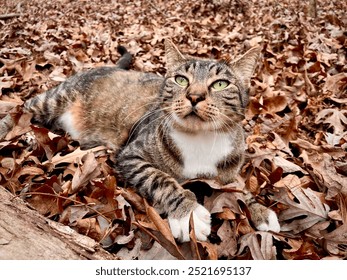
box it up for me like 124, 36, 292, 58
149, 3, 166, 17
0, 13, 20, 20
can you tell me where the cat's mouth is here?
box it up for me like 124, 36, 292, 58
173, 103, 213, 128
174, 107, 219, 132
184, 110, 205, 121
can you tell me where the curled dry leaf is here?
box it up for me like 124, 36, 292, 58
71, 152, 101, 194
237, 232, 277, 260
3, 111, 32, 140
118, 188, 146, 213
31, 126, 68, 161
135, 200, 186, 259
144, 200, 176, 245
135, 221, 185, 260
44, 146, 106, 165
274, 174, 301, 189
188, 214, 201, 260
300, 151, 347, 197
273, 156, 307, 174
209, 191, 245, 215
75, 218, 102, 241
216, 220, 238, 259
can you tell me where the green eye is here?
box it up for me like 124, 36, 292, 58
211, 80, 230, 91
175, 75, 189, 87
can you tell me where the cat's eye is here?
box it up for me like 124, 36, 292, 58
175, 75, 189, 87
211, 80, 230, 91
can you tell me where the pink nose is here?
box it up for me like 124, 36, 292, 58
186, 93, 205, 106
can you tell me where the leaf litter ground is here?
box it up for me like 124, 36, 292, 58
0, 0, 346, 260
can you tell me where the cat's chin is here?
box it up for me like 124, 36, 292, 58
173, 119, 216, 133
172, 113, 220, 133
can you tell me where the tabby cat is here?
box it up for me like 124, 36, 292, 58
23, 39, 280, 242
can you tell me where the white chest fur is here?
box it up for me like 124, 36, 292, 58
170, 129, 235, 179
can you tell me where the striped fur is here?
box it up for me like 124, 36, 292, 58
23, 40, 280, 242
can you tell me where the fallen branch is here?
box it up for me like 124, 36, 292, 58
0, 186, 118, 260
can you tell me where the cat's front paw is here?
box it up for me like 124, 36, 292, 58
168, 204, 211, 242
256, 209, 280, 232
250, 205, 280, 233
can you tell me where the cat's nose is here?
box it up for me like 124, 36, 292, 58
186, 93, 205, 106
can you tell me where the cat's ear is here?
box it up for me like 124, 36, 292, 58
165, 39, 186, 70
230, 46, 261, 88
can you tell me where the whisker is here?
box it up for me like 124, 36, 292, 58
125, 106, 172, 145
123, 99, 161, 121
157, 111, 175, 142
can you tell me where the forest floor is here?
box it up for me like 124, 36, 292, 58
0, 0, 346, 260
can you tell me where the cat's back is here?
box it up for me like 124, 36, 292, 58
84, 69, 164, 147
25, 67, 163, 150
89, 69, 163, 111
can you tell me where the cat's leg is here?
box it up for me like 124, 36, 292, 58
218, 164, 280, 232
168, 204, 211, 242
244, 191, 280, 232
116, 152, 211, 242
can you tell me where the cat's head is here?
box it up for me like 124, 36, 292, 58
161, 39, 260, 133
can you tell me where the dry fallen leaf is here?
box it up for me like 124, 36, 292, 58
315, 109, 347, 135
237, 232, 277, 260
71, 152, 101, 194
275, 186, 330, 233
44, 146, 106, 165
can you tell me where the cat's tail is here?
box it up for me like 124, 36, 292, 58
115, 46, 132, 70
23, 87, 70, 126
